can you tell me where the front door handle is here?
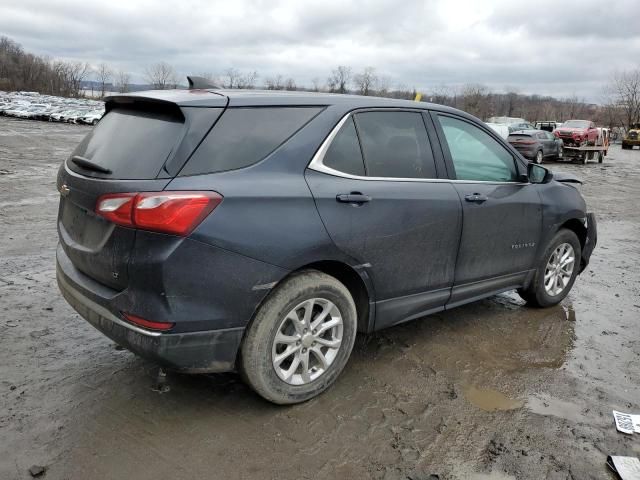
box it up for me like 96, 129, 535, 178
336, 193, 372, 204
464, 193, 488, 203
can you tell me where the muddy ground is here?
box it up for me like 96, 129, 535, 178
0, 116, 638, 480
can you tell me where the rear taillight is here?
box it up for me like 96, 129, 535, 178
96, 191, 222, 235
122, 313, 175, 331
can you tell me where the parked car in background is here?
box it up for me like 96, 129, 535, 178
487, 116, 536, 133
77, 109, 105, 125
56, 88, 597, 404
485, 122, 510, 139
554, 120, 598, 146
535, 121, 562, 132
488, 116, 526, 125
508, 121, 536, 133
65, 110, 86, 124
0, 90, 103, 124
508, 129, 564, 163
622, 124, 640, 150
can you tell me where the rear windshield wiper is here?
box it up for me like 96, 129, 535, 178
71, 155, 112, 174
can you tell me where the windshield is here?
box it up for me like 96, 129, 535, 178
563, 120, 589, 128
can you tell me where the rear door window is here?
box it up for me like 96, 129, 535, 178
180, 107, 321, 176
69, 108, 184, 179
323, 117, 366, 176
437, 115, 518, 182
353, 111, 437, 179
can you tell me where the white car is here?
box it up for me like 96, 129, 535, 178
78, 110, 105, 125
485, 122, 510, 139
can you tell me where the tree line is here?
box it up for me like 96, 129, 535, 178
2, 36, 638, 129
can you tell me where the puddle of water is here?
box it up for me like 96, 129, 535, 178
452, 465, 518, 480
469, 473, 517, 480
464, 386, 524, 411
527, 393, 587, 424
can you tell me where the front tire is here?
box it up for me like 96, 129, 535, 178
240, 270, 357, 404
518, 229, 581, 308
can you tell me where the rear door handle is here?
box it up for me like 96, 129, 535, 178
336, 193, 372, 204
464, 193, 488, 203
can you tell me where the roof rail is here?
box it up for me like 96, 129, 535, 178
187, 76, 218, 89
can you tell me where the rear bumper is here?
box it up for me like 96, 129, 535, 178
57, 266, 244, 372
580, 212, 597, 272
513, 147, 537, 159
55, 238, 288, 372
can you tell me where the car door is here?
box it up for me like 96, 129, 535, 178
306, 110, 462, 329
545, 131, 559, 155
535, 132, 549, 155
430, 112, 543, 308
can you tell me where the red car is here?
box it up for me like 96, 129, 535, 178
554, 120, 598, 146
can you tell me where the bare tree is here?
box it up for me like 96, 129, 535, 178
374, 75, 392, 97
353, 67, 377, 96
608, 69, 640, 130
96, 63, 112, 98
504, 87, 519, 117
116, 70, 131, 93
328, 66, 352, 94
67, 61, 90, 97
265, 74, 285, 90
237, 70, 258, 89
462, 84, 490, 120
145, 61, 177, 90
429, 85, 454, 106
223, 68, 241, 88
284, 77, 296, 91
310, 77, 322, 92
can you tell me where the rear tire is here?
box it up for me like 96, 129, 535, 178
518, 229, 581, 308
240, 270, 357, 404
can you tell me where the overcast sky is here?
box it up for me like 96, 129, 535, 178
2, 0, 639, 101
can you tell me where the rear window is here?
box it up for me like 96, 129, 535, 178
507, 134, 533, 141
68, 108, 184, 179
180, 107, 322, 176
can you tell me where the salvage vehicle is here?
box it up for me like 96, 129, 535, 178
508, 129, 564, 163
554, 120, 598, 146
535, 121, 562, 132
485, 122, 510, 139
622, 124, 640, 150
56, 81, 597, 404
77, 109, 105, 125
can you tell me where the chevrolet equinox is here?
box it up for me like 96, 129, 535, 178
56, 85, 596, 404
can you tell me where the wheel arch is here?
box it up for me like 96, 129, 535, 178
295, 260, 374, 334
245, 260, 375, 338
558, 218, 587, 253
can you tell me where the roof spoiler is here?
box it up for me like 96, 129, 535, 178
187, 75, 218, 89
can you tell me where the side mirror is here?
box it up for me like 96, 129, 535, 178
528, 163, 553, 184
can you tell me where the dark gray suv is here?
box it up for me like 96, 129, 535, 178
56, 87, 596, 404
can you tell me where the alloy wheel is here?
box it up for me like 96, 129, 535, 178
544, 243, 575, 296
272, 298, 343, 385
